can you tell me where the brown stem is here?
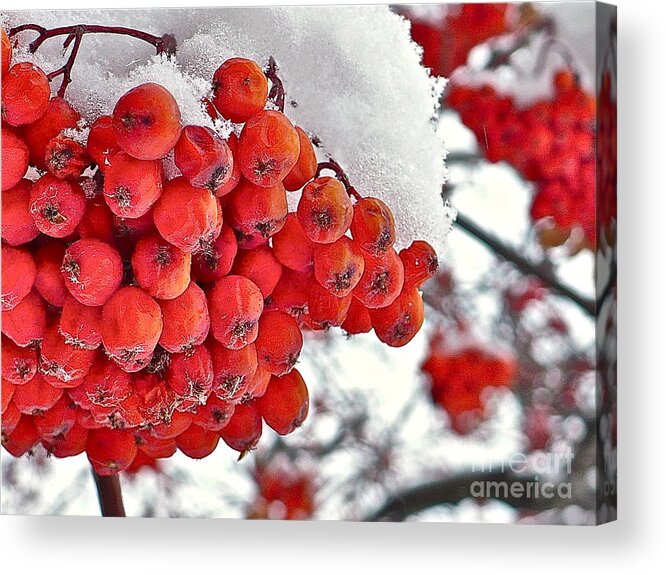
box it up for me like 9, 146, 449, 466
455, 212, 596, 316
265, 56, 285, 113
315, 159, 363, 201
9, 23, 177, 97
92, 470, 126, 517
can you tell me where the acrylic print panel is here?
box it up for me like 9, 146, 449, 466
0, 2, 616, 524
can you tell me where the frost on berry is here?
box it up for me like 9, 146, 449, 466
1, 291, 47, 347
29, 175, 86, 238
61, 238, 123, 306
208, 275, 264, 350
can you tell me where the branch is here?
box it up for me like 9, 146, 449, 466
9, 23, 176, 97
265, 56, 285, 113
92, 470, 126, 517
366, 468, 567, 521
455, 212, 596, 317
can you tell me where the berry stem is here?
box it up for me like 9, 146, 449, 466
315, 159, 363, 201
91, 469, 126, 517
265, 56, 285, 113
9, 23, 177, 97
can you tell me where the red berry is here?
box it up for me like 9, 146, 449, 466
350, 197, 396, 256
2, 401, 21, 436
305, 278, 352, 330
283, 126, 317, 191
21, 97, 81, 170
78, 195, 116, 244
243, 364, 272, 401
231, 246, 283, 298
257, 369, 309, 435
1, 179, 38, 246
192, 224, 238, 283
208, 275, 264, 349
158, 282, 210, 353
353, 248, 405, 309
255, 311, 303, 376
341, 298, 372, 335
86, 115, 120, 172
112, 82, 182, 160
12, 372, 63, 415
2, 415, 39, 457
1, 336, 38, 385
176, 423, 219, 459
43, 421, 89, 458
103, 151, 164, 218
1, 127, 29, 191
165, 344, 214, 407
33, 395, 77, 438
399, 240, 439, 288
297, 177, 353, 244
33, 242, 69, 307
266, 269, 310, 321
272, 213, 315, 272
131, 232, 191, 300
153, 176, 219, 252
100, 287, 163, 360
61, 238, 123, 306
1, 62, 50, 126
45, 134, 90, 180
174, 125, 234, 194
2, 379, 15, 413
1, 245, 36, 311
86, 428, 138, 475
313, 237, 365, 297
59, 297, 103, 349
81, 358, 132, 413
237, 110, 300, 187
212, 58, 268, 123
194, 395, 235, 432
369, 287, 424, 347
208, 339, 258, 402
150, 411, 194, 440
226, 178, 288, 249
1, 290, 46, 346
219, 400, 262, 453
30, 175, 86, 238
39, 326, 97, 387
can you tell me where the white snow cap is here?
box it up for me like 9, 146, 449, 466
5, 6, 454, 252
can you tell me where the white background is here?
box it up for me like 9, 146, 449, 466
1, 0, 664, 571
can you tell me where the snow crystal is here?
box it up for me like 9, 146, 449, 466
5, 6, 454, 252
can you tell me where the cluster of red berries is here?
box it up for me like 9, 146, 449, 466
421, 333, 516, 434
447, 70, 596, 250
400, 4, 511, 77
247, 458, 316, 520
1, 28, 437, 475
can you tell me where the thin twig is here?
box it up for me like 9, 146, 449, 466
454, 212, 596, 316
315, 159, 362, 200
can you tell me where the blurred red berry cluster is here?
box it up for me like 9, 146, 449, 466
421, 332, 517, 434
447, 72, 596, 250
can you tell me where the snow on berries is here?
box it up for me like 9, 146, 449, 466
1, 24, 444, 474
